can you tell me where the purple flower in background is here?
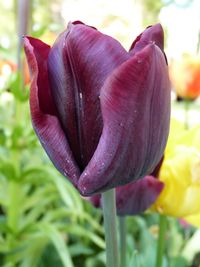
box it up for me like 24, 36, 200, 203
90, 176, 164, 216
116, 176, 164, 216
90, 159, 164, 216
24, 21, 170, 196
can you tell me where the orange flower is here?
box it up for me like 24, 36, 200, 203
170, 54, 200, 99
0, 60, 17, 75
0, 59, 30, 85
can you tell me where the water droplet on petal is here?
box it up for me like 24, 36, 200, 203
150, 40, 155, 45
72, 173, 77, 179
82, 171, 88, 177
63, 171, 68, 177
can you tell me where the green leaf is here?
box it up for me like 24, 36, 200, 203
52, 175, 83, 211
0, 216, 8, 232
0, 160, 17, 181
38, 224, 74, 267
20, 237, 48, 267
8, 72, 29, 102
62, 224, 105, 249
69, 244, 93, 257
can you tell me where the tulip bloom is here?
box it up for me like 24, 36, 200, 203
24, 21, 170, 196
151, 119, 200, 227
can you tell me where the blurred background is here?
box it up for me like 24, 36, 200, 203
1, 0, 200, 267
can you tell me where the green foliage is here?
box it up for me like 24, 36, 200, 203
0, 71, 105, 267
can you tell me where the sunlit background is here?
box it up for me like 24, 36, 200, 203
1, 0, 200, 267
1, 1, 200, 56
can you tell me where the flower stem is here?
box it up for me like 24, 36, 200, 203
184, 99, 190, 129
156, 214, 167, 267
17, 0, 31, 68
102, 189, 119, 267
119, 216, 126, 267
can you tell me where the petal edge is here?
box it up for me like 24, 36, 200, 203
24, 37, 80, 185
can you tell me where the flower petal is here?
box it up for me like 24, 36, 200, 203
89, 176, 164, 216
116, 176, 164, 216
78, 44, 170, 196
24, 37, 80, 185
151, 156, 164, 177
47, 22, 129, 170
129, 24, 164, 54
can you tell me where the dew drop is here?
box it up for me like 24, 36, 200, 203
72, 173, 77, 179
101, 162, 105, 167
150, 40, 155, 45
82, 171, 88, 177
97, 169, 101, 174
63, 171, 68, 177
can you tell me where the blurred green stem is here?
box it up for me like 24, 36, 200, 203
156, 214, 167, 267
17, 0, 31, 68
7, 182, 20, 232
184, 100, 190, 129
102, 189, 119, 267
119, 216, 126, 267
17, 0, 32, 96
196, 29, 200, 54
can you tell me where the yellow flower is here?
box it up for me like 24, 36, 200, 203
151, 118, 200, 226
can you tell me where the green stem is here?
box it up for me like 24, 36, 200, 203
196, 29, 200, 55
17, 0, 31, 68
184, 100, 190, 129
155, 214, 167, 267
119, 216, 126, 267
102, 189, 119, 267
7, 181, 21, 232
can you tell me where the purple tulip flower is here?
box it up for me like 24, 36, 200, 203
24, 21, 170, 196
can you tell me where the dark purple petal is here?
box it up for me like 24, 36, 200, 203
89, 176, 164, 216
116, 176, 164, 216
24, 37, 80, 185
47, 22, 129, 170
78, 43, 170, 196
129, 24, 164, 55
24, 37, 56, 115
151, 156, 164, 177
72, 20, 97, 30
89, 194, 101, 208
